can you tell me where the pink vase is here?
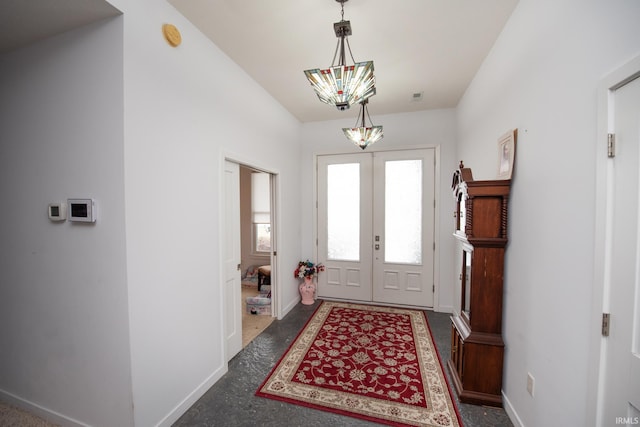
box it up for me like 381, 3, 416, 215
299, 276, 316, 305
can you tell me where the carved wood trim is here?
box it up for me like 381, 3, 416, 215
501, 196, 509, 239
465, 198, 473, 237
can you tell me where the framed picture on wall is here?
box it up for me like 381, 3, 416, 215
497, 129, 517, 179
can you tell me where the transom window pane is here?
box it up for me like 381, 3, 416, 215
385, 159, 422, 264
327, 163, 360, 261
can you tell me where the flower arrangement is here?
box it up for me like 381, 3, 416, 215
294, 260, 325, 279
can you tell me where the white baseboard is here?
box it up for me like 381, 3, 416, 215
434, 304, 454, 314
503, 391, 525, 427
280, 297, 301, 319
1, 362, 229, 427
156, 363, 228, 427
0, 388, 89, 427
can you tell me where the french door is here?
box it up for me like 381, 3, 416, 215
317, 149, 435, 307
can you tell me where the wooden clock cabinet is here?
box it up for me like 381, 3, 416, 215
447, 162, 510, 407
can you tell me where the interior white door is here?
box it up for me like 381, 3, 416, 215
599, 75, 640, 425
372, 149, 435, 307
317, 153, 373, 302
317, 149, 435, 307
223, 160, 242, 361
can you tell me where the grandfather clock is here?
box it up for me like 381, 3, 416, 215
447, 161, 510, 407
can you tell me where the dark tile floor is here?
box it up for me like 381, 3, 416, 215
173, 301, 513, 427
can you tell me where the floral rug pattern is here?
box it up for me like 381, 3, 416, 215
257, 301, 461, 426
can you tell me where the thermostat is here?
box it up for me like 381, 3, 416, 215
48, 202, 67, 221
68, 199, 96, 222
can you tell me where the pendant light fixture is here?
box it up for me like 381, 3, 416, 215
303, 0, 376, 111
342, 99, 383, 150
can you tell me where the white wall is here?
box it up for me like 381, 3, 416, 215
0, 17, 134, 427
0, 0, 304, 426
455, 0, 640, 425
300, 109, 458, 312
112, 0, 303, 425
6, 0, 637, 425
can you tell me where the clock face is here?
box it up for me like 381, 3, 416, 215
162, 24, 182, 47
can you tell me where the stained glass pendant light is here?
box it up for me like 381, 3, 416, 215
303, 0, 376, 111
342, 99, 383, 150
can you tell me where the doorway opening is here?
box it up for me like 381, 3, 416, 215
239, 165, 275, 347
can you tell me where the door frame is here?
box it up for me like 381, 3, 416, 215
220, 152, 280, 363
589, 54, 640, 425
312, 144, 442, 310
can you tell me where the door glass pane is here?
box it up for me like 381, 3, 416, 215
327, 163, 360, 261
385, 160, 422, 264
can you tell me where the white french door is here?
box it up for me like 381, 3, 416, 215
317, 153, 373, 302
317, 149, 435, 307
372, 150, 435, 306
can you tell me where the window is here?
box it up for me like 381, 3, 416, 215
384, 159, 422, 264
251, 172, 271, 253
327, 163, 360, 261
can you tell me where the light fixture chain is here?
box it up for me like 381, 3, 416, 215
365, 103, 374, 126
354, 101, 365, 127
331, 39, 341, 67
345, 37, 357, 65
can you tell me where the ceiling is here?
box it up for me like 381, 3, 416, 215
169, 0, 518, 122
0, 0, 121, 53
1, 0, 518, 124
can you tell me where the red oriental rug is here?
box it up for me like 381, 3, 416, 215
256, 301, 462, 427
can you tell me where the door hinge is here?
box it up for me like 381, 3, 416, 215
602, 312, 610, 337
607, 133, 615, 158
432, 284, 435, 293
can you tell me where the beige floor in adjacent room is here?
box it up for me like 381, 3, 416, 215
241, 284, 274, 348
0, 402, 59, 427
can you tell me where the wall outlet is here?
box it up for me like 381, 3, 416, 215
527, 372, 535, 397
